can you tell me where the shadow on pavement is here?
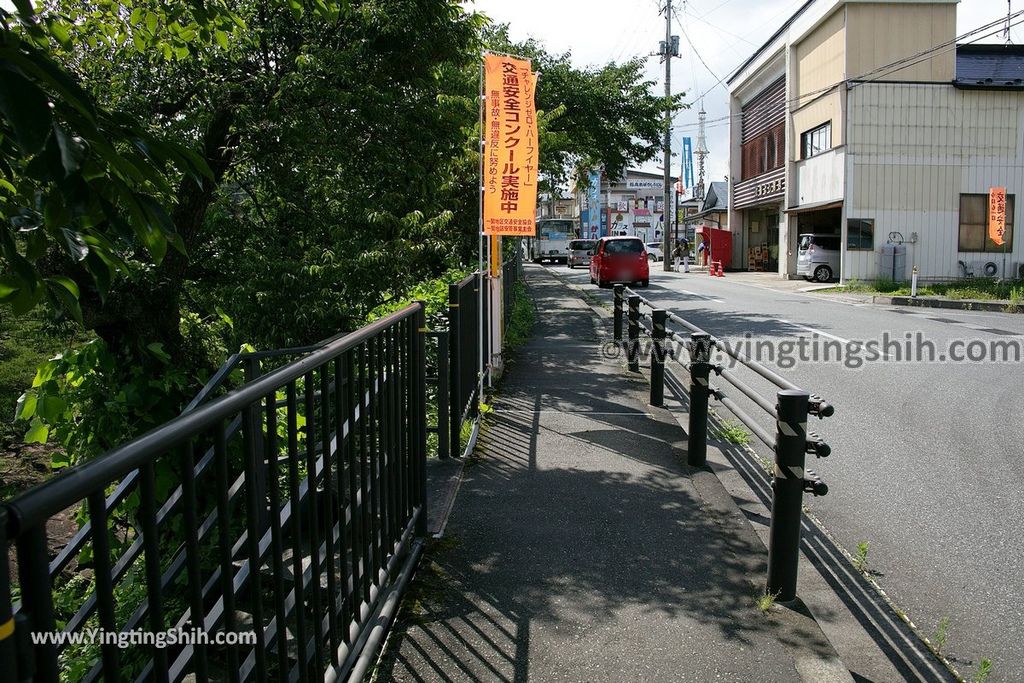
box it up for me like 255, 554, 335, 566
377, 267, 841, 681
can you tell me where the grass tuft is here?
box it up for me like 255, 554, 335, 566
717, 419, 750, 445
755, 589, 780, 613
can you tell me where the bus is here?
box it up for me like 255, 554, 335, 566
527, 218, 574, 263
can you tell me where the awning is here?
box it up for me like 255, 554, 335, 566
785, 199, 843, 214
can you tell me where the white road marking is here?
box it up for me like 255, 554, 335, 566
778, 319, 851, 344
778, 319, 892, 360
680, 289, 725, 303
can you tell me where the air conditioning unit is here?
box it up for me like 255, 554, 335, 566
981, 261, 1000, 278
1013, 262, 1024, 280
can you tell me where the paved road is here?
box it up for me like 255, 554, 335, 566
556, 263, 1024, 682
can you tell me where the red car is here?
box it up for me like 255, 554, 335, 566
589, 236, 650, 288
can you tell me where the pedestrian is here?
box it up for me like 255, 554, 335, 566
672, 241, 684, 272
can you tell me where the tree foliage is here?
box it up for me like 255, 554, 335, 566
483, 24, 678, 190
0, 4, 215, 323
3, 0, 678, 470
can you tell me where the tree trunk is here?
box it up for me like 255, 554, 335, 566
80, 106, 238, 361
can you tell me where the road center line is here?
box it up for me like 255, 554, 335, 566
778, 319, 852, 345
680, 289, 725, 303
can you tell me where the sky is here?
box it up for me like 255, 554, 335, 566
462, 0, 1023, 186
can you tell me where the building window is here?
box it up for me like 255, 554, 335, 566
800, 121, 832, 159
741, 122, 786, 180
958, 194, 1015, 252
847, 219, 874, 250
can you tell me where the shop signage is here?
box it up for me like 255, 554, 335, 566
755, 178, 783, 198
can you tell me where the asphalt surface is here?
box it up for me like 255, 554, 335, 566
378, 267, 850, 682
557, 262, 1024, 682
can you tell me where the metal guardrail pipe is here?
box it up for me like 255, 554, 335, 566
714, 341, 800, 392
612, 290, 834, 603
709, 386, 776, 449
715, 366, 779, 418
767, 390, 811, 601
667, 310, 708, 336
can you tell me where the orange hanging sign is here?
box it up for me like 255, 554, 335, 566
989, 187, 1007, 247
482, 54, 538, 236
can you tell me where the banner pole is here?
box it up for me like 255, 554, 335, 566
478, 56, 486, 413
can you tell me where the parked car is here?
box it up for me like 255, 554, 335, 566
645, 242, 664, 262
796, 233, 841, 282
567, 239, 598, 268
590, 236, 650, 288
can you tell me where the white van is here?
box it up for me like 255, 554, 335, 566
796, 234, 841, 282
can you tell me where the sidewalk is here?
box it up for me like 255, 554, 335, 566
377, 265, 851, 682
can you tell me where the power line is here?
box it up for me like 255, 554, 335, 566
681, 3, 756, 47
669, 12, 1024, 131
674, 9, 723, 92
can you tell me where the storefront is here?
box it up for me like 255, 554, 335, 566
742, 205, 782, 272
728, 74, 787, 273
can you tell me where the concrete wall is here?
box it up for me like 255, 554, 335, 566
846, 83, 1024, 280
794, 147, 846, 206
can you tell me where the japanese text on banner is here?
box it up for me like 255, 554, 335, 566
483, 54, 538, 236
989, 187, 1007, 247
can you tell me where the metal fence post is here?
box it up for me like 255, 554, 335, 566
627, 294, 640, 372
650, 310, 666, 407
0, 509, 16, 680
413, 301, 429, 537
767, 389, 811, 602
16, 526, 58, 682
613, 285, 624, 344
448, 283, 461, 456
242, 356, 270, 537
436, 333, 450, 459
687, 333, 713, 467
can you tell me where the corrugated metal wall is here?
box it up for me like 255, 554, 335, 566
741, 77, 786, 142
846, 82, 1024, 280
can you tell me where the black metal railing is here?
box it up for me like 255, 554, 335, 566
439, 248, 522, 459
2, 302, 429, 683
613, 285, 836, 601
445, 272, 484, 460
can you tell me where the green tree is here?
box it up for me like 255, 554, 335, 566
0, 3, 214, 325
483, 24, 677, 190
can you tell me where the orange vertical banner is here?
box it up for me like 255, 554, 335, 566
483, 54, 538, 236
989, 187, 1007, 247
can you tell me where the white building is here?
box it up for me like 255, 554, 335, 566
574, 169, 679, 242
728, 0, 1024, 282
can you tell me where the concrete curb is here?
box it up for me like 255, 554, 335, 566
874, 295, 1019, 313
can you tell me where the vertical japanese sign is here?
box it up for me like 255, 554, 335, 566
483, 54, 538, 236
989, 187, 1007, 247
682, 137, 694, 190
587, 169, 602, 238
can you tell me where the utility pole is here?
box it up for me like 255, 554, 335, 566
660, 2, 679, 272
1006, 1, 1014, 45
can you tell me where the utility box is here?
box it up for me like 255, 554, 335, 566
878, 244, 907, 281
